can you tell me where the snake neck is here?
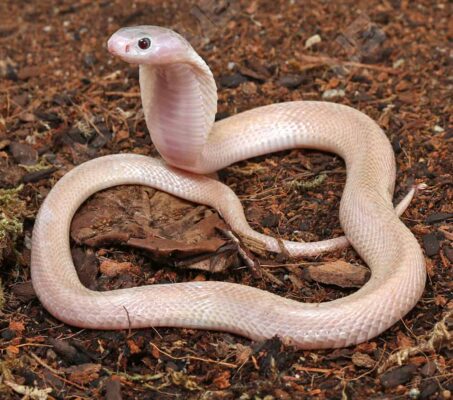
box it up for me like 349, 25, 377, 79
139, 52, 217, 170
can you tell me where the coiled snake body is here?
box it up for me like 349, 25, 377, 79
31, 26, 426, 349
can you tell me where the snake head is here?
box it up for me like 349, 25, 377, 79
107, 26, 190, 65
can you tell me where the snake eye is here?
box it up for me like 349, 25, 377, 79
138, 37, 151, 50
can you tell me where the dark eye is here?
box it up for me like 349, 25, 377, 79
138, 37, 151, 50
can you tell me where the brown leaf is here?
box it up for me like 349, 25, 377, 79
305, 260, 370, 288
71, 186, 234, 269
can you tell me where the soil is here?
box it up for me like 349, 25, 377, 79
0, 1, 451, 399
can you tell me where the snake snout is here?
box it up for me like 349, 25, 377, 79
107, 36, 127, 56
107, 38, 118, 55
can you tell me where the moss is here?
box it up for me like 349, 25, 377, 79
19, 157, 51, 173
0, 184, 25, 210
0, 185, 27, 310
286, 173, 327, 191
0, 213, 23, 242
0, 184, 25, 244
0, 185, 27, 306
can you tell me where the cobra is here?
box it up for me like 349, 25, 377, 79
30, 26, 426, 349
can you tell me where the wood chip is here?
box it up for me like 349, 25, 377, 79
305, 260, 370, 288
351, 352, 375, 368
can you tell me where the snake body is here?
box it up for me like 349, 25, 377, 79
30, 26, 426, 349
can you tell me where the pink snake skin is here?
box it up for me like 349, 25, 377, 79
30, 26, 426, 349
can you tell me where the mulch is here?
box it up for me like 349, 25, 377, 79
0, 0, 451, 399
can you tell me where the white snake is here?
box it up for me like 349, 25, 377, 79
30, 26, 426, 349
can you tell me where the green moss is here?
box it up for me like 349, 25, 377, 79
0, 184, 25, 243
0, 185, 27, 267
0, 185, 27, 311
0, 184, 25, 209
286, 173, 327, 191
0, 213, 23, 242
20, 157, 51, 172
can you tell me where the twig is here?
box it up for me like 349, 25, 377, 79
123, 306, 132, 337
149, 341, 237, 368
104, 91, 141, 98
221, 229, 255, 268
28, 351, 63, 376
28, 351, 88, 390
293, 365, 334, 374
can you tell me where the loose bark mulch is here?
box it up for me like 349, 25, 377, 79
0, 1, 451, 399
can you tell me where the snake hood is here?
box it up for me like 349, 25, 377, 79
108, 26, 218, 171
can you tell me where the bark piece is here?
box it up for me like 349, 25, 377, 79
105, 379, 123, 400
71, 185, 234, 272
49, 338, 92, 365
352, 352, 375, 368
305, 260, 370, 288
11, 281, 36, 302
64, 363, 101, 385
380, 365, 417, 388
422, 233, 440, 256
72, 248, 98, 289
9, 142, 38, 165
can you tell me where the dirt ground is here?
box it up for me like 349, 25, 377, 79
0, 0, 452, 399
